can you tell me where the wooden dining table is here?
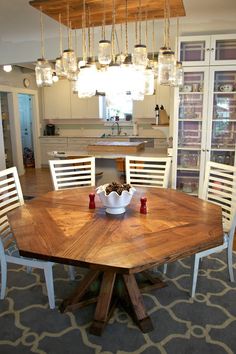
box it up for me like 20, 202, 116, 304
8, 187, 223, 335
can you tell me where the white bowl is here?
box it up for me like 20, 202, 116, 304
96, 184, 136, 214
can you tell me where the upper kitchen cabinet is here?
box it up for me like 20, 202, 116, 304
179, 34, 236, 66
133, 96, 156, 118
71, 94, 99, 118
43, 79, 71, 119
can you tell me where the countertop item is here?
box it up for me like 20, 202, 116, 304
87, 141, 145, 153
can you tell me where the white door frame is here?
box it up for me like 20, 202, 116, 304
0, 85, 41, 175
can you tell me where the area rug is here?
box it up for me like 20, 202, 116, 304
0, 251, 236, 354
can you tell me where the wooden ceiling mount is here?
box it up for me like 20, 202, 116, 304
29, 0, 186, 29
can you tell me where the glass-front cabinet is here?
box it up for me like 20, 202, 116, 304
179, 34, 236, 66
172, 66, 236, 196
207, 67, 236, 166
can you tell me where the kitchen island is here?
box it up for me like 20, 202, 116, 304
48, 146, 168, 185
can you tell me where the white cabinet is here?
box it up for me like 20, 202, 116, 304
43, 81, 100, 119
133, 96, 155, 118
43, 80, 71, 119
71, 95, 99, 118
179, 34, 236, 67
40, 137, 67, 165
172, 65, 236, 196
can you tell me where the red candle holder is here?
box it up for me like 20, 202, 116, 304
89, 193, 96, 209
140, 197, 147, 214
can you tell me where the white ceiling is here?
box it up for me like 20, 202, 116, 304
0, 0, 236, 66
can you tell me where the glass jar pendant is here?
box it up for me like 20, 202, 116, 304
35, 58, 53, 87
98, 40, 112, 65
62, 49, 77, 76
133, 44, 147, 70
158, 49, 176, 86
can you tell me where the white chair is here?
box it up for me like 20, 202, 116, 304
125, 156, 171, 188
0, 167, 55, 309
191, 161, 236, 297
49, 157, 96, 190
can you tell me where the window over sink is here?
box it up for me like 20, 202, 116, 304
99, 94, 133, 122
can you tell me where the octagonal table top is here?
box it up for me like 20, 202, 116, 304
8, 187, 223, 274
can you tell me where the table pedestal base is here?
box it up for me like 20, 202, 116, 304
59, 269, 166, 336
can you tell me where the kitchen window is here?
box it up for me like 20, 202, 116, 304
99, 94, 133, 121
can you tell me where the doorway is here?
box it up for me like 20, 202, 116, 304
0, 92, 13, 168
18, 93, 35, 168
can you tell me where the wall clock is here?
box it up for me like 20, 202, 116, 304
23, 78, 30, 88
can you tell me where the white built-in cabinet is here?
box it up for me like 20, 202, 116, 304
43, 80, 100, 119
179, 34, 236, 67
40, 137, 67, 165
172, 34, 236, 196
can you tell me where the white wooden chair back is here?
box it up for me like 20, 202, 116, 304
0, 167, 24, 217
125, 156, 171, 188
49, 157, 96, 190
200, 161, 236, 231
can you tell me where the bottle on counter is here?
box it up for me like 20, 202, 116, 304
155, 105, 159, 125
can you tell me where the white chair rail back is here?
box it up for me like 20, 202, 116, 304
125, 156, 171, 188
49, 157, 96, 190
200, 161, 236, 231
0, 167, 24, 218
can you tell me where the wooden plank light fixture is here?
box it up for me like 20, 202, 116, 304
29, 0, 186, 29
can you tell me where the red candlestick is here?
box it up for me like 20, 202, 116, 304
140, 197, 147, 214
89, 193, 96, 209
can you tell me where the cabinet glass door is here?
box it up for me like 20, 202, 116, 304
179, 36, 211, 66
208, 69, 236, 166
176, 70, 207, 195
211, 35, 236, 65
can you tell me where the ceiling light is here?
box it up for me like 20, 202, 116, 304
3, 65, 12, 73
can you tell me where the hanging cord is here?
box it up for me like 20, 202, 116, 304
40, 7, 45, 58
102, 0, 106, 39
66, 3, 70, 48
152, 19, 155, 60
111, 0, 116, 62
176, 17, 180, 59
125, 0, 128, 55
74, 29, 78, 57
92, 24, 95, 60
82, 0, 87, 62
135, 14, 138, 43
87, 7, 91, 58
138, 0, 142, 44
59, 14, 63, 56
166, 0, 170, 49
145, 10, 148, 48
163, 0, 167, 47
120, 23, 123, 53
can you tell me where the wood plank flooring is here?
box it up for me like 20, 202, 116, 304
19, 167, 236, 250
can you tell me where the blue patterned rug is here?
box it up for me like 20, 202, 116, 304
0, 251, 236, 354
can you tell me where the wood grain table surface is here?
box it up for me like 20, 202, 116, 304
8, 187, 223, 335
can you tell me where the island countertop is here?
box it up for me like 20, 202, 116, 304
48, 147, 168, 159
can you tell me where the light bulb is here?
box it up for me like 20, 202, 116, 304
3, 65, 12, 73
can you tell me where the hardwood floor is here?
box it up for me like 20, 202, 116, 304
19, 167, 236, 250
19, 167, 53, 197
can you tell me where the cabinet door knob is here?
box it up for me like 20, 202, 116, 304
202, 149, 205, 152
206, 149, 210, 152
211, 48, 214, 51
206, 48, 210, 51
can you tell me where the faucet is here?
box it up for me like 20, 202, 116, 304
111, 122, 122, 136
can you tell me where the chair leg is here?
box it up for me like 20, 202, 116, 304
43, 264, 55, 309
163, 263, 168, 274
0, 258, 7, 299
191, 254, 200, 298
227, 245, 235, 282
26, 266, 32, 274
68, 266, 75, 280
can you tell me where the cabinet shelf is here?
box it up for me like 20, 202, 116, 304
177, 167, 200, 171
